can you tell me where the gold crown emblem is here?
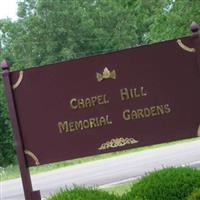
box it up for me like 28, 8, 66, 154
96, 67, 116, 82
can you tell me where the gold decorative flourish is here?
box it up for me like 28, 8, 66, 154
24, 150, 40, 166
98, 137, 138, 150
198, 125, 200, 137
12, 71, 24, 90
177, 39, 196, 53
96, 67, 116, 82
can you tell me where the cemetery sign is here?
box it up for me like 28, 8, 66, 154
1, 22, 200, 200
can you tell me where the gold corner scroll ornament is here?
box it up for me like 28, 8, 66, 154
177, 39, 196, 53
98, 137, 138, 150
96, 67, 116, 82
198, 124, 200, 137
24, 150, 40, 166
12, 71, 24, 90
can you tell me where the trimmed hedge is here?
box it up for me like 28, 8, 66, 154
187, 189, 200, 200
124, 167, 200, 200
48, 167, 200, 200
48, 187, 121, 200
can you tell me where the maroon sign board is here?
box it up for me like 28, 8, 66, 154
1, 23, 200, 200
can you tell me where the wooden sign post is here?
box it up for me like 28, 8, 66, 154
1, 61, 41, 199
1, 22, 200, 200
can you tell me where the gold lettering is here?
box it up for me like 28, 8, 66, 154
69, 122, 75, 132
156, 105, 165, 115
70, 95, 109, 110
130, 89, 134, 99
99, 116, 107, 126
121, 87, 148, 101
123, 109, 131, 120
120, 88, 129, 101
85, 98, 92, 108
58, 115, 112, 133
134, 88, 140, 98
74, 121, 84, 130
150, 106, 157, 117
83, 120, 90, 129
58, 121, 68, 133
95, 117, 100, 126
122, 104, 171, 121
137, 109, 145, 118
89, 118, 97, 128
131, 110, 138, 119
77, 99, 85, 109
91, 96, 98, 106
70, 98, 78, 110
141, 86, 147, 96
97, 95, 104, 105
164, 104, 171, 114
104, 94, 109, 104
106, 115, 112, 124
143, 107, 151, 117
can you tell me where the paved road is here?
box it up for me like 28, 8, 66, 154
1, 140, 200, 200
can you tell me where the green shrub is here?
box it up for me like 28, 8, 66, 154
48, 187, 121, 200
0, 84, 15, 167
124, 167, 200, 200
187, 189, 200, 200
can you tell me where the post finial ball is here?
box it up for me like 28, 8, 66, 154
0, 60, 10, 70
191, 21, 200, 33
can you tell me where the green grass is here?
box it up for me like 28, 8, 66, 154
1, 137, 199, 181
103, 182, 133, 196
187, 188, 200, 200
48, 187, 120, 200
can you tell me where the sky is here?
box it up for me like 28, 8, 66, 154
0, 0, 17, 20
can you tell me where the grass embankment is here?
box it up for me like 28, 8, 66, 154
1, 137, 199, 181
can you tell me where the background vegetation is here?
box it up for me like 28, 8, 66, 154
0, 0, 200, 166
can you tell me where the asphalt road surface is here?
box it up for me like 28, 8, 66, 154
1, 139, 200, 200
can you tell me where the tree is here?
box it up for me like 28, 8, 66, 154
127, 0, 170, 44
146, 0, 200, 42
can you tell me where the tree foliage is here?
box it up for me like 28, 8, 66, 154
0, 0, 199, 166
146, 0, 200, 42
